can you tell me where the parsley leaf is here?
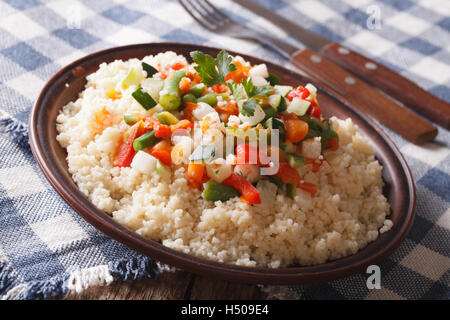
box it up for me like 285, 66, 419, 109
190, 50, 236, 87
253, 83, 275, 96
242, 78, 274, 98
242, 78, 253, 97
227, 82, 245, 103
240, 98, 259, 117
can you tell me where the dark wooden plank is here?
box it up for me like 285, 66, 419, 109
187, 275, 268, 300
64, 270, 192, 300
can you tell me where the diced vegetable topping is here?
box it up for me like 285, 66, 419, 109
122, 68, 144, 89
132, 87, 157, 110
113, 49, 339, 205
133, 130, 160, 151
142, 62, 158, 78
203, 180, 240, 202
159, 69, 186, 111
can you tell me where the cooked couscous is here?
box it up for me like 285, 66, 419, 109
56, 51, 391, 267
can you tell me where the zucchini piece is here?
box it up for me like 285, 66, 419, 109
156, 111, 179, 125
132, 87, 157, 110
142, 62, 158, 78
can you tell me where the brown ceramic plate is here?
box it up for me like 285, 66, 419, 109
29, 43, 415, 285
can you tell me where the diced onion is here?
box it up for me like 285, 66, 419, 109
192, 102, 217, 120
249, 64, 269, 78
250, 75, 267, 86
131, 151, 157, 174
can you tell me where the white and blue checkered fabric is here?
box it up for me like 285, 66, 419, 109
0, 0, 448, 300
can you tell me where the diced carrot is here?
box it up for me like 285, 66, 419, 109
170, 119, 194, 132
215, 101, 238, 122
276, 162, 301, 185
222, 173, 261, 204
285, 119, 309, 143
171, 62, 185, 70
154, 122, 172, 139
151, 140, 172, 166
179, 77, 191, 94
298, 181, 318, 196
210, 84, 228, 93
182, 102, 198, 122
187, 70, 202, 84
143, 117, 159, 131
187, 163, 205, 189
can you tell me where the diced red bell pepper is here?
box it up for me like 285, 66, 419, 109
276, 162, 301, 185
287, 86, 310, 101
222, 173, 261, 205
114, 122, 144, 167
307, 103, 322, 118
326, 137, 339, 151
298, 181, 318, 196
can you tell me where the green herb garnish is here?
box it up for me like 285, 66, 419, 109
190, 50, 236, 87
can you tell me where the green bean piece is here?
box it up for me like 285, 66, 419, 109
182, 93, 197, 104
203, 180, 240, 202
132, 87, 157, 110
159, 69, 186, 111
123, 114, 137, 125
133, 131, 161, 151
197, 93, 229, 106
286, 183, 296, 199
189, 83, 206, 98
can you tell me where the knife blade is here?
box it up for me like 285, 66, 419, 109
231, 0, 330, 51
231, 0, 450, 129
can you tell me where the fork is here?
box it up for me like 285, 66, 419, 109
177, 0, 438, 144
177, 0, 298, 61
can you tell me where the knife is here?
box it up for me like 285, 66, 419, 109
231, 0, 450, 130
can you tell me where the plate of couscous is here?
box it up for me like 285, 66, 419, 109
29, 43, 415, 284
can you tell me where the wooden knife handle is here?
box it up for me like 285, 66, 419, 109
321, 42, 450, 129
291, 48, 438, 144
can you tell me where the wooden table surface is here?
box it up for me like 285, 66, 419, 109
65, 270, 271, 300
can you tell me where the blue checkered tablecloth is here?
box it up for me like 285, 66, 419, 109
0, 0, 449, 300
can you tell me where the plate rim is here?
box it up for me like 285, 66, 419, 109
29, 42, 415, 285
